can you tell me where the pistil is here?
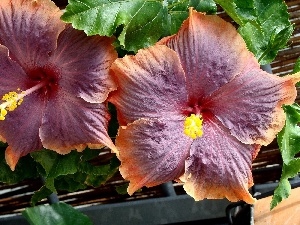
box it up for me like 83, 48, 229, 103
0, 81, 46, 120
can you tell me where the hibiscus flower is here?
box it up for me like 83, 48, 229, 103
109, 9, 300, 203
0, 0, 117, 170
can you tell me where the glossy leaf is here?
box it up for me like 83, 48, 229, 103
167, 0, 216, 34
23, 202, 92, 225
277, 104, 300, 164
31, 150, 79, 178
168, 11, 188, 35
167, 0, 216, 13
215, 0, 293, 65
282, 158, 300, 179
271, 104, 300, 209
270, 158, 300, 210
191, 0, 217, 13
270, 178, 291, 210
54, 155, 119, 190
62, 0, 165, 52
62, 0, 216, 51
29, 148, 119, 204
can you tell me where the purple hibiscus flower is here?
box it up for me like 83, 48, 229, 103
0, 0, 117, 170
109, 9, 300, 203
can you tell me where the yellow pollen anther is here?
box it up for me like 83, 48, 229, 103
0, 82, 46, 121
0, 91, 24, 120
0, 108, 7, 121
184, 114, 203, 139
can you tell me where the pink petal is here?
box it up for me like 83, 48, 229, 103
49, 25, 117, 104
109, 45, 188, 125
116, 118, 192, 195
204, 68, 299, 146
0, 45, 44, 170
183, 115, 259, 204
0, 93, 45, 171
158, 9, 257, 100
0, 45, 28, 95
40, 89, 116, 154
0, 0, 65, 69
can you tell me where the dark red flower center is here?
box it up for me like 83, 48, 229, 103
183, 98, 213, 121
183, 98, 202, 116
26, 65, 60, 99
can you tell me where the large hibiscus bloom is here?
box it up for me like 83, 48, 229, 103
109, 9, 300, 203
0, 0, 117, 170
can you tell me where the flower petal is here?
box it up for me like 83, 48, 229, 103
40, 89, 116, 154
183, 115, 259, 204
159, 9, 256, 100
116, 118, 192, 195
109, 45, 188, 125
0, 93, 45, 171
49, 25, 117, 103
0, 0, 65, 69
0, 45, 28, 95
204, 69, 299, 146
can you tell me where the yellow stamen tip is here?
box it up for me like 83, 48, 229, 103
0, 90, 24, 120
184, 114, 203, 139
0, 107, 7, 120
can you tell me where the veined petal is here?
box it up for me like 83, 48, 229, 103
0, 93, 45, 170
109, 45, 188, 125
49, 25, 117, 104
159, 9, 256, 100
183, 115, 259, 204
116, 118, 192, 195
204, 69, 299, 146
40, 90, 116, 154
0, 0, 65, 69
0, 45, 28, 95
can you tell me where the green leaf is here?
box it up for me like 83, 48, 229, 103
29, 147, 119, 204
271, 104, 300, 209
270, 158, 300, 210
55, 174, 87, 192
167, 0, 216, 13
31, 150, 80, 179
215, 0, 293, 65
240, 24, 293, 65
30, 149, 91, 203
31, 186, 53, 206
23, 202, 93, 225
82, 156, 120, 186
191, 0, 217, 13
168, 11, 188, 34
62, 0, 216, 52
167, 0, 216, 34
62, 0, 166, 52
213, 0, 241, 24
277, 104, 300, 164
282, 158, 300, 179
270, 178, 291, 210
292, 57, 300, 74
